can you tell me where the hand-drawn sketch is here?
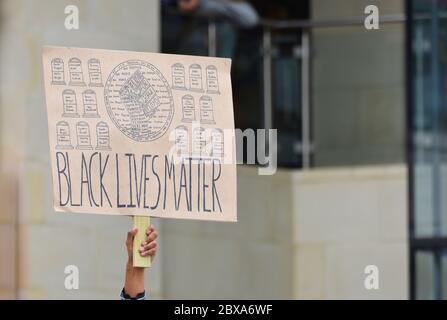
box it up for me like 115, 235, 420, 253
189, 64, 204, 92
43, 46, 237, 222
55, 121, 73, 149
82, 89, 99, 118
175, 125, 189, 156
68, 58, 86, 86
206, 65, 220, 94
104, 60, 174, 142
192, 126, 207, 157
51, 58, 66, 85
211, 128, 224, 158
120, 69, 161, 119
75, 121, 93, 150
181, 94, 196, 123
88, 58, 104, 87
199, 95, 215, 124
62, 89, 80, 117
95, 121, 112, 151
171, 63, 186, 90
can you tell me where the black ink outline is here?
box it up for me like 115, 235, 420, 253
181, 94, 196, 123
62, 89, 80, 118
211, 128, 224, 158
82, 89, 100, 118
55, 121, 73, 150
206, 65, 220, 94
51, 58, 66, 85
189, 64, 204, 93
95, 121, 112, 151
171, 63, 187, 90
199, 95, 215, 124
75, 121, 93, 150
104, 60, 174, 142
87, 58, 104, 87
68, 57, 86, 86
175, 125, 189, 156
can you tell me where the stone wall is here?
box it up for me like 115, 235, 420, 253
292, 165, 408, 299
311, 0, 406, 166
0, 0, 161, 299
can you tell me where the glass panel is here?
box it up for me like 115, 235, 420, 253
410, 0, 447, 238
229, 27, 263, 132
443, 251, 447, 299
162, 11, 264, 164
415, 251, 435, 300
272, 31, 302, 167
414, 160, 435, 237
161, 9, 303, 167
411, 14, 437, 238
312, 24, 405, 167
161, 12, 209, 56
410, 0, 447, 300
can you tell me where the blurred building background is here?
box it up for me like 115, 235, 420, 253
0, 0, 444, 299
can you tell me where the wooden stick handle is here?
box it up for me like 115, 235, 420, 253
132, 215, 151, 268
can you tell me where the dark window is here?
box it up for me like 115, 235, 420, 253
161, 0, 310, 167
409, 0, 447, 300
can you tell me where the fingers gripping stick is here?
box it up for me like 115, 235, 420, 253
133, 216, 151, 268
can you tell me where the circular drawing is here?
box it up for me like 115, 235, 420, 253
104, 60, 174, 142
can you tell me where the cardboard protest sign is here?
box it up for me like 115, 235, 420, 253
42, 46, 237, 222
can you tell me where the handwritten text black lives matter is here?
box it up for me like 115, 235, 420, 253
49, 56, 226, 214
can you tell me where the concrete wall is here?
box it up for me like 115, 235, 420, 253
161, 167, 295, 299
292, 165, 408, 299
0, 0, 161, 299
0, 173, 18, 299
163, 165, 409, 299
311, 0, 406, 166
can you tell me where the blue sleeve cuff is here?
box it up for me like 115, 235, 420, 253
120, 288, 146, 300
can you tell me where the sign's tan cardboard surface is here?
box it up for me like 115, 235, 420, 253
43, 46, 237, 222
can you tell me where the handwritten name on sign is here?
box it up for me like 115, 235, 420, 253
43, 46, 237, 222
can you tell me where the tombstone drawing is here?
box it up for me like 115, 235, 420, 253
55, 121, 73, 149
62, 89, 80, 117
206, 65, 220, 94
211, 129, 224, 158
87, 58, 103, 87
82, 89, 99, 118
199, 95, 215, 124
95, 122, 112, 151
192, 127, 207, 157
76, 121, 93, 150
189, 64, 203, 92
171, 63, 186, 90
68, 58, 86, 86
175, 125, 189, 156
51, 58, 66, 85
181, 95, 196, 123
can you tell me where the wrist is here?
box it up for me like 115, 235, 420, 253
126, 261, 144, 271
124, 262, 145, 297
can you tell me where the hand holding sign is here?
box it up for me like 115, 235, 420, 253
126, 223, 158, 263
124, 223, 158, 296
43, 46, 237, 267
